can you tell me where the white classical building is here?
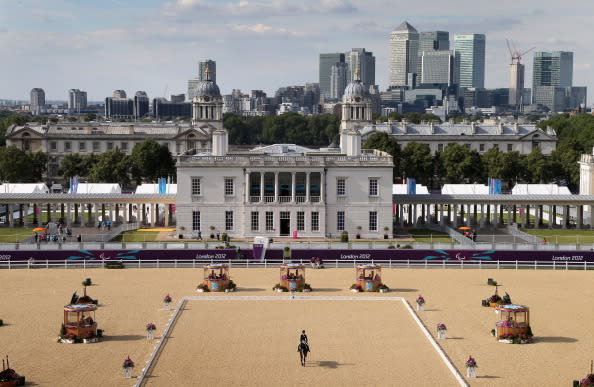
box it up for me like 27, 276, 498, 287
176, 70, 394, 239
360, 120, 557, 155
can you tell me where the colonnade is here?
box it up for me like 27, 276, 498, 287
245, 171, 324, 204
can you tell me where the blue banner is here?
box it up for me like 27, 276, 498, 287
488, 178, 502, 194
407, 178, 416, 195
158, 177, 167, 194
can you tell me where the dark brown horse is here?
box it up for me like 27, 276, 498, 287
297, 342, 309, 366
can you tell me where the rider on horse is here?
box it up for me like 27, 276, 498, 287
299, 330, 310, 352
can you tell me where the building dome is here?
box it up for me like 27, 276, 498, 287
343, 80, 367, 101
194, 67, 221, 99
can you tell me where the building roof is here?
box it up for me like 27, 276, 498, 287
394, 21, 417, 33
392, 184, 429, 194
511, 184, 571, 195
249, 144, 315, 156
0, 183, 48, 194
70, 183, 121, 194
135, 184, 177, 194
441, 184, 489, 195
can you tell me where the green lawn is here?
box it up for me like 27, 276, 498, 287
521, 229, 594, 244
112, 230, 160, 242
394, 228, 452, 243
0, 228, 35, 243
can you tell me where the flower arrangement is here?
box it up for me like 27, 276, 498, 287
163, 294, 172, 303
377, 283, 390, 292
437, 323, 447, 331
196, 283, 210, 292
350, 284, 362, 292
465, 356, 477, 368
300, 283, 312, 292
122, 356, 135, 369
272, 284, 289, 292
225, 280, 237, 291
416, 295, 425, 306
146, 323, 156, 332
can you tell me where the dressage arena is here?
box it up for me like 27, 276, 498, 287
1, 267, 593, 386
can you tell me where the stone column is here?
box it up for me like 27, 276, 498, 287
245, 170, 250, 203
274, 172, 279, 203
164, 204, 170, 227
562, 205, 569, 229
60, 204, 65, 223
87, 204, 93, 226
291, 172, 296, 203
577, 205, 584, 229
115, 204, 120, 225
260, 172, 265, 203
8, 204, 14, 226
46, 203, 52, 223
320, 170, 326, 204
306, 172, 311, 203
550, 205, 556, 228
151, 203, 157, 227
19, 204, 24, 226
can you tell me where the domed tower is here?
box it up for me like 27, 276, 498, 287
340, 68, 372, 155
192, 66, 223, 129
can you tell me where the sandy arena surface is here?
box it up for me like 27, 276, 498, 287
1, 267, 593, 386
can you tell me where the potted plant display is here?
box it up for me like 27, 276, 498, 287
437, 323, 447, 339
163, 294, 172, 310
122, 356, 134, 378
356, 226, 362, 239
146, 322, 156, 340
465, 355, 477, 378
416, 295, 425, 311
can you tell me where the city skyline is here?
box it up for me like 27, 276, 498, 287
1, 0, 593, 104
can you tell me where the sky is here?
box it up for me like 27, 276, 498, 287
1, 0, 593, 104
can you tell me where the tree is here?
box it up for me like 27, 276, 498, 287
363, 132, 401, 179
439, 143, 482, 183
60, 154, 86, 178
482, 147, 505, 179
88, 149, 131, 185
401, 142, 433, 184
0, 146, 46, 182
131, 139, 175, 183
523, 147, 551, 183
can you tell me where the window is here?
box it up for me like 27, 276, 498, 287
297, 212, 305, 231
337, 211, 345, 231
251, 212, 259, 231
479, 144, 485, 152
107, 142, 114, 151
265, 212, 274, 231
507, 144, 513, 152
311, 212, 319, 231
369, 179, 378, 196
191, 178, 201, 195
50, 141, 57, 151
464, 143, 471, 149
79, 142, 86, 151
92, 142, 100, 152
369, 211, 377, 231
225, 211, 233, 231
65, 142, 71, 152
121, 142, 128, 151
192, 211, 200, 231
493, 144, 499, 149
437, 144, 444, 151
22, 133, 31, 151
337, 179, 346, 196
224, 178, 234, 195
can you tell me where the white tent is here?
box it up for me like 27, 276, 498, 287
392, 184, 429, 194
511, 184, 571, 195
0, 183, 48, 194
135, 184, 177, 194
71, 183, 121, 194
441, 184, 489, 195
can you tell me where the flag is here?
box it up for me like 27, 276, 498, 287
158, 177, 167, 194
69, 176, 78, 194
488, 178, 502, 194
407, 178, 416, 195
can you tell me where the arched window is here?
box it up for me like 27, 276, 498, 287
22, 133, 31, 151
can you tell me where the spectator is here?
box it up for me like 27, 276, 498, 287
76, 234, 82, 242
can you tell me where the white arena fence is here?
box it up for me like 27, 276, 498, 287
2, 258, 593, 271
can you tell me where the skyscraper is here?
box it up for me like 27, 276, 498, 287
532, 51, 573, 88
319, 53, 345, 99
417, 31, 449, 80
30, 88, 45, 115
508, 62, 525, 109
344, 48, 375, 87
198, 59, 216, 83
330, 62, 349, 100
388, 21, 419, 88
134, 91, 149, 119
453, 34, 486, 89
420, 50, 458, 86
68, 89, 87, 113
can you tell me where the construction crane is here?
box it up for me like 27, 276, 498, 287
506, 39, 535, 64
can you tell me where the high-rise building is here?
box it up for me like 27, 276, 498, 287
152, 98, 191, 120
345, 48, 375, 87
453, 34, 486, 89
67, 89, 87, 114
509, 62, 525, 109
420, 50, 458, 86
330, 62, 349, 100
113, 90, 127, 99
198, 59, 216, 83
170, 94, 185, 103
134, 91, 150, 119
30, 88, 45, 115
388, 21, 419, 88
319, 53, 345, 99
417, 31, 449, 79
532, 51, 573, 88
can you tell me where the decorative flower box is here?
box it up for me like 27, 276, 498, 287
196, 288, 205, 293
302, 289, 311, 292
379, 288, 388, 293
437, 330, 446, 339
275, 288, 285, 293
61, 338, 75, 344
498, 339, 513, 343
224, 288, 235, 292
350, 288, 360, 293
83, 337, 98, 343
163, 302, 171, 310
147, 331, 154, 340
466, 366, 477, 378
416, 304, 424, 311
123, 367, 132, 378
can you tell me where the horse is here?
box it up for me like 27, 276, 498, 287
297, 342, 309, 366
